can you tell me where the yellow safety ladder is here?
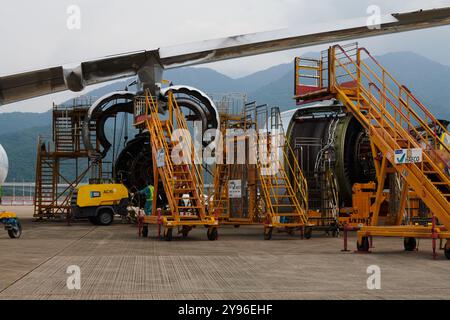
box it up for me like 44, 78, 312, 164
138, 90, 218, 241
256, 107, 310, 239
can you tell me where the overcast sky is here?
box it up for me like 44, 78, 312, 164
1, 0, 450, 112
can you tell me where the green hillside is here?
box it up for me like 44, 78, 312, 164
0, 111, 52, 135
0, 125, 50, 181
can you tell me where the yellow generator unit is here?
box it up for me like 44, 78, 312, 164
71, 184, 129, 225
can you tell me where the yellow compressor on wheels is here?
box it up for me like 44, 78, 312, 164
0, 211, 22, 238
70, 184, 129, 226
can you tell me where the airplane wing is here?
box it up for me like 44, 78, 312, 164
1, 6, 450, 106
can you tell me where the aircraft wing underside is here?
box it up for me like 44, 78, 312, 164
1, 7, 450, 106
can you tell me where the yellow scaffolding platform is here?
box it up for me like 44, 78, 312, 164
212, 113, 260, 226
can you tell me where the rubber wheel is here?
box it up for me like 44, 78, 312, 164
7, 220, 22, 239
444, 240, 450, 260
164, 228, 173, 241
357, 237, 370, 252
404, 237, 417, 251
445, 250, 450, 260
304, 227, 312, 240
331, 225, 339, 238
88, 216, 98, 225
97, 209, 114, 226
181, 226, 190, 238
142, 225, 148, 238
207, 228, 218, 241
264, 227, 273, 240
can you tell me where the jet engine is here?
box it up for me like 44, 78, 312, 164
83, 86, 220, 192
282, 99, 375, 208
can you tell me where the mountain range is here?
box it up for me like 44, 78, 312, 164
1, 51, 449, 181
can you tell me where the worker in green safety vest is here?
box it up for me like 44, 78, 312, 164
139, 185, 154, 215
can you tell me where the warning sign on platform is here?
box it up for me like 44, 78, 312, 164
156, 149, 165, 168
228, 180, 242, 199
394, 148, 423, 164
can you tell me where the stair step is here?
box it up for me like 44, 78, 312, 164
177, 206, 202, 209
264, 186, 288, 188
271, 204, 295, 207
174, 188, 195, 192
273, 213, 301, 217
260, 177, 287, 181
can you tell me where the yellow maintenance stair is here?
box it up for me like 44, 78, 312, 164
296, 43, 450, 256
256, 107, 310, 239
134, 91, 218, 241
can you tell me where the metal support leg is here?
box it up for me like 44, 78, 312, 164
372, 155, 388, 226
396, 181, 409, 226
432, 214, 438, 260
341, 225, 349, 252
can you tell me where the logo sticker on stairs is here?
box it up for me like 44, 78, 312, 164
394, 148, 423, 164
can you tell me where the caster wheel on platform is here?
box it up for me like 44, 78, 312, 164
142, 225, 149, 238
304, 227, 312, 240
164, 228, 173, 241
444, 240, 450, 260
264, 227, 273, 240
357, 237, 370, 252
403, 237, 417, 251
181, 226, 191, 238
207, 228, 218, 241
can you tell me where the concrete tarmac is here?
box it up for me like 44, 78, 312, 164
0, 206, 449, 300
